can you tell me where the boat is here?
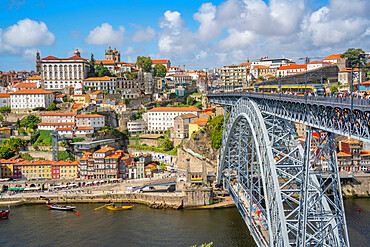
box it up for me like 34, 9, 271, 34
105, 204, 133, 211
46, 204, 76, 211
0, 207, 10, 219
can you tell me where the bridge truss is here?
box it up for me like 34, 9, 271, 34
217, 98, 350, 247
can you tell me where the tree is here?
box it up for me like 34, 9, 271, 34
186, 96, 196, 106
0, 114, 3, 122
116, 88, 121, 94
0, 106, 11, 113
153, 63, 166, 77
124, 98, 130, 104
15, 119, 21, 129
330, 86, 338, 92
47, 103, 57, 111
163, 139, 173, 151
96, 62, 113, 77
341, 48, 368, 68
102, 90, 108, 95
62, 96, 68, 102
136, 56, 153, 72
20, 115, 41, 130
88, 53, 96, 77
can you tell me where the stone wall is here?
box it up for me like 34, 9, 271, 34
342, 175, 370, 197
129, 138, 162, 147
19, 151, 53, 160
177, 148, 215, 172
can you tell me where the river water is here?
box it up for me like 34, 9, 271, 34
0, 199, 368, 247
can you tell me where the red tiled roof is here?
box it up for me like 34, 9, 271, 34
76, 114, 104, 118
324, 54, 342, 60
91, 90, 102, 95
13, 82, 37, 88
26, 76, 41, 80
190, 117, 208, 126
148, 106, 201, 112
42, 112, 76, 116
10, 89, 52, 94
38, 122, 75, 126
152, 59, 169, 63
0, 93, 10, 98
95, 60, 115, 65
84, 76, 115, 81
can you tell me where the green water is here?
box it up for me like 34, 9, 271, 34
0, 198, 368, 246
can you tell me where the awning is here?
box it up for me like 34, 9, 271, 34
86, 182, 92, 185
99, 180, 104, 183
93, 181, 98, 183
7, 188, 24, 191
68, 184, 77, 187
24, 187, 41, 191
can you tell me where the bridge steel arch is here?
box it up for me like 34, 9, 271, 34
218, 98, 349, 247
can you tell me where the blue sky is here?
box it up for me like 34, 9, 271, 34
0, 0, 369, 71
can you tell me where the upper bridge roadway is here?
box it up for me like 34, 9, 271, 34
207, 92, 370, 142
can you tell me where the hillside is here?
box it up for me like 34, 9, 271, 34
185, 115, 223, 163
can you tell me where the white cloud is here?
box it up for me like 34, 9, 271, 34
22, 48, 38, 60
132, 26, 156, 43
219, 29, 258, 51
3, 18, 55, 48
159, 11, 185, 31
85, 23, 125, 46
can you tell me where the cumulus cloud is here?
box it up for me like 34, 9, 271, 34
85, 23, 125, 46
3, 18, 55, 47
0, 18, 55, 56
156, 0, 370, 68
131, 26, 156, 43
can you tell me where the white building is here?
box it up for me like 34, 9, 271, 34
147, 106, 201, 131
307, 61, 332, 71
12, 82, 38, 92
38, 122, 75, 131
277, 64, 307, 77
41, 53, 90, 90
83, 76, 117, 94
151, 59, 171, 69
41, 112, 77, 123
0, 86, 8, 94
0, 93, 10, 108
127, 120, 146, 133
323, 54, 342, 64
25, 76, 41, 87
56, 126, 94, 136
10, 89, 54, 110
76, 114, 105, 128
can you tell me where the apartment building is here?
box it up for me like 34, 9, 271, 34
41, 112, 77, 123
10, 89, 54, 110
127, 120, 146, 133
83, 76, 117, 94
76, 114, 105, 128
147, 106, 201, 131
220, 65, 251, 91
79, 147, 133, 179
0, 93, 10, 108
172, 113, 198, 139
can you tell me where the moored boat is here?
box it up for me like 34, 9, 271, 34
105, 204, 133, 211
0, 209, 10, 218
46, 204, 76, 211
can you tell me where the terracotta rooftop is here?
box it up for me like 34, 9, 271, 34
148, 106, 201, 112
10, 89, 52, 94
76, 114, 104, 118
84, 76, 115, 81
190, 117, 209, 126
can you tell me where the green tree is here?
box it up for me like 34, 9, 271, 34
88, 53, 96, 77
0, 113, 3, 122
330, 86, 338, 92
341, 48, 368, 68
116, 88, 121, 94
136, 56, 153, 72
62, 96, 68, 102
0, 106, 11, 113
163, 139, 174, 151
20, 115, 41, 130
124, 98, 130, 104
186, 96, 196, 106
96, 62, 113, 77
102, 90, 108, 95
15, 119, 21, 129
47, 103, 58, 111
153, 63, 166, 77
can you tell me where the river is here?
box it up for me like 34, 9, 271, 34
0, 199, 368, 247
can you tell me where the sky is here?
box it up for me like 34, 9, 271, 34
0, 0, 369, 71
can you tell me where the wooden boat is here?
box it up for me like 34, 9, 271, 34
105, 204, 133, 211
46, 204, 76, 211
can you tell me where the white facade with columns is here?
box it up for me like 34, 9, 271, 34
41, 54, 90, 90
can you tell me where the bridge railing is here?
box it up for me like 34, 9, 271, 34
208, 92, 370, 108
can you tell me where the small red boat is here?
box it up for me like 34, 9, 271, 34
0, 210, 10, 219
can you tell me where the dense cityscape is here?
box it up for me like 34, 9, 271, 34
0, 0, 369, 247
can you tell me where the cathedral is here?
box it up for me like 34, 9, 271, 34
105, 47, 120, 63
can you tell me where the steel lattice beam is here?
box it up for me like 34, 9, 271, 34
217, 97, 350, 247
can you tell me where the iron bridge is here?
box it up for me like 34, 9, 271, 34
207, 92, 370, 247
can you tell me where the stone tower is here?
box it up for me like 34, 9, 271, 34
36, 50, 41, 73
74, 48, 81, 57
113, 48, 120, 63
105, 47, 114, 61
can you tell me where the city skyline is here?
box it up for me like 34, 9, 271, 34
0, 0, 369, 71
